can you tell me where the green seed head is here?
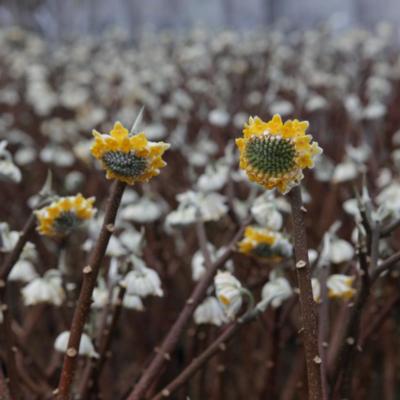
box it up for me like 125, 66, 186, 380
251, 243, 275, 258
245, 136, 296, 177
102, 151, 148, 178
53, 211, 80, 234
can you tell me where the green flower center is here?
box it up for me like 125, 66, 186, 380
251, 243, 275, 258
102, 151, 148, 178
246, 136, 296, 177
53, 211, 81, 234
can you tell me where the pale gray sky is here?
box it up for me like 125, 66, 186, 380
1, 0, 400, 39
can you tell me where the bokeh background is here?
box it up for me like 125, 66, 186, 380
1, 0, 400, 38
1, 1, 400, 399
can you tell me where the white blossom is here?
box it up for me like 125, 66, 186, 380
251, 194, 283, 230
0, 141, 21, 183
21, 269, 65, 306
122, 256, 163, 298
329, 238, 354, 264
191, 244, 233, 281
214, 271, 243, 319
9, 259, 38, 283
120, 196, 165, 223
377, 182, 400, 216
208, 109, 230, 127
332, 160, 358, 183
166, 191, 228, 227
327, 274, 356, 299
194, 296, 227, 326
54, 331, 99, 358
257, 275, 293, 312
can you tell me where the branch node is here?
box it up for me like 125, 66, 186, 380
296, 260, 306, 269
313, 355, 322, 364
106, 223, 115, 233
346, 337, 355, 345
66, 348, 78, 358
83, 265, 93, 274
161, 389, 170, 397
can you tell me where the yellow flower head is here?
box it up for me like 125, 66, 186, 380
35, 194, 96, 237
238, 226, 292, 261
236, 114, 322, 193
91, 121, 170, 185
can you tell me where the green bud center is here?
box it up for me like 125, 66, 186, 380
102, 151, 147, 178
246, 136, 296, 177
54, 211, 81, 234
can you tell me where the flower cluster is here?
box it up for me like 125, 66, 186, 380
35, 194, 96, 237
91, 121, 170, 185
238, 226, 292, 261
312, 274, 356, 302
236, 115, 322, 193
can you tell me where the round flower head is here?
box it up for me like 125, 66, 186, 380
91, 121, 170, 185
238, 226, 292, 261
35, 194, 96, 237
236, 114, 322, 193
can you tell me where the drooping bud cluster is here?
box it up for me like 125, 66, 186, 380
238, 226, 292, 261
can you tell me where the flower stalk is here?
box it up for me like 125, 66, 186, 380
288, 186, 323, 400
55, 180, 126, 399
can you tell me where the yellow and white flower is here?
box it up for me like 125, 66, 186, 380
35, 194, 96, 237
312, 274, 356, 302
91, 121, 170, 185
327, 274, 356, 300
238, 226, 292, 261
214, 271, 243, 319
257, 274, 293, 311
236, 114, 322, 193
194, 296, 228, 326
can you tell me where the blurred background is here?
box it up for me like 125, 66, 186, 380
1, 0, 400, 39
1, 1, 400, 399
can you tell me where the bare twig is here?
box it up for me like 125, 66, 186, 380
151, 307, 259, 400
0, 364, 11, 400
0, 213, 36, 283
55, 180, 126, 399
1, 304, 21, 399
78, 284, 126, 398
127, 220, 249, 400
288, 186, 322, 400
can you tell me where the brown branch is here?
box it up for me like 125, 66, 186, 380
358, 294, 400, 348
288, 186, 322, 400
78, 284, 126, 398
151, 306, 259, 400
0, 364, 11, 400
317, 267, 330, 400
371, 250, 400, 282
1, 304, 21, 399
55, 180, 126, 399
332, 216, 380, 398
380, 218, 400, 237
126, 220, 249, 400
0, 213, 37, 282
